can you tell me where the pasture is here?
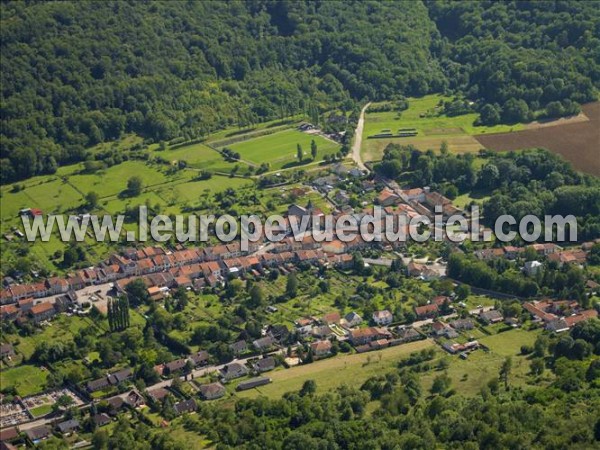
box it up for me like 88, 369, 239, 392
235, 339, 435, 399
0, 150, 255, 273
361, 94, 524, 162
221, 129, 341, 170
156, 142, 237, 173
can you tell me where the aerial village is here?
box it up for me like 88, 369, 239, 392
0, 169, 599, 447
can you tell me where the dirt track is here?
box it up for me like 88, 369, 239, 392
476, 102, 600, 176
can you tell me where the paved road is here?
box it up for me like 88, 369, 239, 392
17, 348, 287, 431
364, 257, 393, 267
412, 313, 458, 329
351, 102, 371, 172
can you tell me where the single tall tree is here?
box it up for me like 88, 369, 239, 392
311, 139, 317, 159
296, 144, 303, 161
286, 273, 298, 298
500, 356, 512, 390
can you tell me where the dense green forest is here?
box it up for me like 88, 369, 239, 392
1, 1, 599, 183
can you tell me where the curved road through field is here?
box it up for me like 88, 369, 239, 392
351, 102, 371, 173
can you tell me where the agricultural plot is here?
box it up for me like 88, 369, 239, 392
478, 328, 541, 357
0, 151, 257, 271
361, 94, 524, 162
157, 142, 238, 173
204, 115, 304, 145
476, 101, 600, 176
236, 340, 435, 399
0, 178, 84, 223
221, 129, 341, 170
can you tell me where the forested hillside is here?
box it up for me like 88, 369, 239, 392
427, 1, 600, 124
1, 0, 599, 183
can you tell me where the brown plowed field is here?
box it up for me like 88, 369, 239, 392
476, 102, 600, 176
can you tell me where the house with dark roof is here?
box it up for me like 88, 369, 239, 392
173, 398, 197, 415
25, 425, 51, 443
450, 319, 474, 331
220, 362, 249, 380
397, 327, 421, 343
0, 343, 15, 359
546, 319, 570, 333
107, 368, 133, 385
147, 387, 170, 402
266, 324, 289, 341
252, 356, 276, 373
236, 377, 271, 391
190, 350, 209, 366
93, 413, 111, 427
252, 335, 277, 352
106, 396, 125, 415
199, 382, 226, 400
343, 311, 362, 328
230, 340, 248, 356
57, 419, 80, 435
479, 310, 504, 324
86, 377, 110, 392
163, 358, 188, 375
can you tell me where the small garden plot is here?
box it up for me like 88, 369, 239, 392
0, 364, 48, 397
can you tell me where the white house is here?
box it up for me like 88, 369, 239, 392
372, 310, 393, 326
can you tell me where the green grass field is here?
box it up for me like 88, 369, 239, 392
236, 340, 435, 399
157, 143, 238, 173
479, 328, 541, 357
204, 115, 304, 145
421, 328, 544, 396
0, 364, 48, 396
222, 129, 341, 170
0, 151, 255, 272
68, 160, 173, 199
362, 94, 525, 161
29, 403, 53, 417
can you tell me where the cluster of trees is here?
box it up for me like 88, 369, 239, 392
163, 348, 600, 449
447, 251, 595, 301
107, 297, 130, 332
448, 252, 539, 297
375, 145, 600, 241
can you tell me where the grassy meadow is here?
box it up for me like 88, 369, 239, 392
235, 339, 435, 399
361, 94, 525, 161
221, 129, 341, 170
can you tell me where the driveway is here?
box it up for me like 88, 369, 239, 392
351, 102, 371, 172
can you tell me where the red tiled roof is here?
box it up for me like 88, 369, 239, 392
30, 302, 54, 315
